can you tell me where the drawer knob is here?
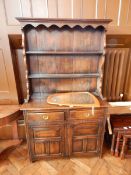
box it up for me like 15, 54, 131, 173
85, 113, 90, 118
43, 115, 49, 120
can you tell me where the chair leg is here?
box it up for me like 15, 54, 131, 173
111, 132, 116, 155
115, 132, 121, 157
120, 137, 127, 159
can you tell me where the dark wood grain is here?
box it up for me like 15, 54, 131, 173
18, 19, 111, 99
17, 18, 110, 161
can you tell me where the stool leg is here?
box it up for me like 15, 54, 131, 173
111, 132, 116, 155
120, 137, 127, 159
115, 133, 121, 157
12, 120, 19, 139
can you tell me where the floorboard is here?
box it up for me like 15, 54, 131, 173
0, 142, 131, 175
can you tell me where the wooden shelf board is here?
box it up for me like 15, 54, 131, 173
0, 139, 22, 154
28, 73, 100, 79
26, 50, 103, 55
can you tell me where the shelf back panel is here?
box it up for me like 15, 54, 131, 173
27, 55, 99, 74
30, 78, 97, 94
25, 25, 104, 52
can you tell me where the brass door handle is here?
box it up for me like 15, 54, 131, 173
43, 115, 49, 120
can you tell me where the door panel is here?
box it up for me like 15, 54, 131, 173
28, 124, 65, 158
69, 121, 103, 156
72, 138, 97, 153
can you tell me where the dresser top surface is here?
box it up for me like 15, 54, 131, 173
20, 93, 107, 111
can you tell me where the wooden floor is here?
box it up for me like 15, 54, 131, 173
0, 142, 131, 175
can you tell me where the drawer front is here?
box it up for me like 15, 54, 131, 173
26, 112, 64, 123
73, 122, 102, 136
70, 109, 105, 120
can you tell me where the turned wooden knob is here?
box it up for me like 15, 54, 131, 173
43, 115, 49, 120
84, 113, 90, 118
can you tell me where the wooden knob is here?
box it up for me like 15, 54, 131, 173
85, 113, 90, 118
43, 115, 48, 120
120, 93, 123, 100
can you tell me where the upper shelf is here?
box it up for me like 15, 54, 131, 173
28, 73, 100, 79
26, 50, 104, 55
16, 18, 112, 29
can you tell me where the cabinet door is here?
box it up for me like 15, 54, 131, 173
27, 124, 65, 160
68, 120, 105, 156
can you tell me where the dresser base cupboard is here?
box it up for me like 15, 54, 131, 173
22, 103, 107, 162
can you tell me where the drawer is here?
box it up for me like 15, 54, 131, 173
26, 112, 64, 123
73, 122, 102, 136
70, 109, 105, 120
